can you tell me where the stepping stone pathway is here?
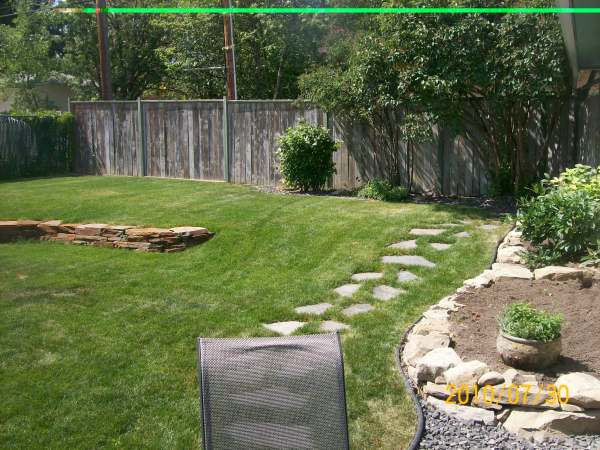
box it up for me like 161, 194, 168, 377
263, 321, 305, 335
382, 255, 436, 268
479, 224, 499, 230
334, 283, 361, 298
397, 270, 420, 282
351, 272, 384, 282
430, 243, 451, 251
342, 303, 374, 317
454, 231, 471, 238
373, 285, 406, 301
320, 320, 351, 332
410, 228, 446, 236
294, 303, 332, 315
387, 239, 418, 250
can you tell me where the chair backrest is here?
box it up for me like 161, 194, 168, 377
197, 333, 350, 450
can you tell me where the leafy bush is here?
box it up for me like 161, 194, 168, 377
357, 179, 409, 202
544, 164, 600, 199
277, 122, 338, 192
499, 303, 562, 342
518, 184, 600, 267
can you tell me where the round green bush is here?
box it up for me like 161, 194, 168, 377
499, 303, 562, 342
518, 188, 600, 267
357, 179, 409, 202
277, 122, 338, 192
545, 164, 600, 199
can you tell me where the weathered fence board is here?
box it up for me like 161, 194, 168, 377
70, 97, 600, 196
226, 101, 326, 185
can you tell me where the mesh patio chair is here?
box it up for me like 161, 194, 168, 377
197, 333, 350, 450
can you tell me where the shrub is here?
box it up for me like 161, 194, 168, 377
1, 111, 75, 179
518, 188, 600, 267
544, 164, 600, 199
499, 303, 562, 342
277, 122, 338, 192
357, 179, 409, 202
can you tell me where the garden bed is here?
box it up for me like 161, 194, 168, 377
451, 278, 600, 382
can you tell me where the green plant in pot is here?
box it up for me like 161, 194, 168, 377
496, 303, 563, 370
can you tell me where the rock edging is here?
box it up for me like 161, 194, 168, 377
400, 228, 600, 444
0, 220, 214, 253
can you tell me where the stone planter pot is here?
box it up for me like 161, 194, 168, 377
496, 332, 561, 370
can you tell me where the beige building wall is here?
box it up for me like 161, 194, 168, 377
0, 83, 74, 112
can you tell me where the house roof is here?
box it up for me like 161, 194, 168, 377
558, 0, 600, 79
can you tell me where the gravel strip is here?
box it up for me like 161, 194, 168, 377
418, 400, 600, 450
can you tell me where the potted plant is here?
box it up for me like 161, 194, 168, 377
496, 303, 563, 370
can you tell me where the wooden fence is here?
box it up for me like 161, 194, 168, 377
70, 96, 600, 196
0, 115, 74, 179
0, 116, 35, 178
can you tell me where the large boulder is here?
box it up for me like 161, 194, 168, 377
415, 347, 462, 382
534, 266, 584, 282
478, 371, 505, 386
503, 408, 600, 442
504, 230, 524, 246
427, 396, 496, 425
403, 333, 450, 366
473, 384, 559, 410
463, 270, 494, 288
443, 360, 489, 386
411, 318, 451, 336
496, 245, 527, 264
491, 263, 534, 280
555, 372, 600, 409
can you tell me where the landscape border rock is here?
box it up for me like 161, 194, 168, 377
0, 219, 214, 252
400, 227, 600, 444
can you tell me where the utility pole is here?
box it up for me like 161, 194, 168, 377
96, 0, 113, 100
222, 0, 238, 100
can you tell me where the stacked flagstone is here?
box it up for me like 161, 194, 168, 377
0, 220, 213, 252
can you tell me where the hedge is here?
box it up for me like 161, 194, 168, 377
0, 111, 75, 179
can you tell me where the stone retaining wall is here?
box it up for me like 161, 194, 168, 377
0, 220, 214, 253
402, 229, 600, 443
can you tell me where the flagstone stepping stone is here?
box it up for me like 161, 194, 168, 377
342, 303, 374, 316
430, 243, 451, 251
387, 239, 418, 250
320, 320, 351, 332
373, 285, 406, 301
351, 272, 384, 282
263, 321, 305, 335
382, 255, 436, 268
410, 228, 446, 236
454, 231, 471, 238
397, 270, 420, 282
479, 224, 499, 230
294, 303, 332, 315
334, 283, 361, 298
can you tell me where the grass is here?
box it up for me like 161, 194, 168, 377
0, 176, 507, 449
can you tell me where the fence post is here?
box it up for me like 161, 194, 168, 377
67, 97, 71, 114
137, 97, 146, 176
222, 96, 230, 182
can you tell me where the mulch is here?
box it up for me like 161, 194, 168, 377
450, 278, 600, 382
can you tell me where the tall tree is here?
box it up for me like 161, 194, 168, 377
0, 0, 61, 110
300, 0, 570, 194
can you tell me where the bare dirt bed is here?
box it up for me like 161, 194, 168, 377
450, 278, 600, 381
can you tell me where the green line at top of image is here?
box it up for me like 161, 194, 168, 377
76, 7, 600, 14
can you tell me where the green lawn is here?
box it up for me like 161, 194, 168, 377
0, 176, 507, 450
